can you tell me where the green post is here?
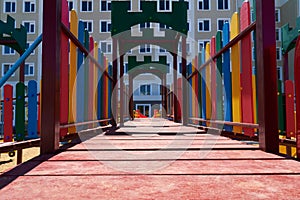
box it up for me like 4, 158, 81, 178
15, 82, 25, 141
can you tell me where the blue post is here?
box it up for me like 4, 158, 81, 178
27, 80, 38, 139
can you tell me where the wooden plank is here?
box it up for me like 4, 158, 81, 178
27, 80, 38, 139
84, 30, 90, 123
60, 0, 69, 137
294, 36, 300, 158
256, 0, 279, 153
230, 12, 242, 133
205, 43, 211, 124
69, 10, 78, 134
76, 21, 85, 128
210, 37, 216, 121
201, 47, 206, 125
88, 36, 94, 127
41, 0, 61, 154
222, 22, 232, 132
94, 42, 98, 122
15, 82, 25, 141
3, 84, 13, 142
278, 80, 285, 136
240, 1, 254, 137
285, 80, 295, 138
216, 31, 223, 121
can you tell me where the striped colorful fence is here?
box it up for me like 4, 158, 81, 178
0, 0, 113, 160
187, 1, 258, 136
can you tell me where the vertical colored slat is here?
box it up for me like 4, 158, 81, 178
27, 80, 38, 139
201, 48, 206, 125
88, 36, 94, 126
223, 22, 232, 131
15, 82, 25, 141
77, 21, 85, 126
216, 31, 223, 121
294, 36, 300, 159
103, 56, 108, 119
205, 43, 211, 123
69, 10, 78, 134
189, 63, 192, 118
197, 55, 202, 120
195, 56, 199, 120
94, 42, 99, 121
252, 74, 258, 131
97, 51, 103, 120
3, 84, 13, 142
60, 0, 69, 137
84, 30, 90, 123
108, 63, 112, 118
230, 12, 242, 133
285, 80, 295, 138
210, 37, 216, 120
37, 80, 41, 135
240, 1, 254, 136
278, 80, 285, 136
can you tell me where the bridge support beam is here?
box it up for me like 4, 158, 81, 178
120, 54, 124, 126
256, 0, 279, 154
181, 36, 188, 126
172, 53, 179, 123
41, 0, 61, 154
112, 38, 118, 127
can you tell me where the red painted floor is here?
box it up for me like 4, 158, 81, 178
1, 119, 300, 199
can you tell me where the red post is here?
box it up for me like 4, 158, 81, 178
112, 38, 118, 127
181, 36, 188, 125
41, 0, 61, 154
294, 36, 300, 159
285, 80, 295, 138
172, 53, 179, 122
256, 0, 279, 153
3, 85, 13, 142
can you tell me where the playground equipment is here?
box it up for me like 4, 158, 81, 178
0, 0, 299, 161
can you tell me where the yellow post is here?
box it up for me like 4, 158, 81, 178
205, 43, 211, 123
68, 10, 78, 133
230, 12, 242, 133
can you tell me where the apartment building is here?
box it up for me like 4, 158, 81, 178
1, 0, 297, 117
0, 0, 43, 94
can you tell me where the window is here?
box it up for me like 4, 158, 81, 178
159, 23, 170, 31
217, 0, 229, 10
178, 42, 190, 54
100, 0, 111, 11
100, 20, 111, 32
159, 0, 171, 11
26, 42, 35, 55
140, 22, 151, 30
4, 1, 16, 13
68, 1, 74, 11
100, 41, 112, 54
140, 84, 151, 95
198, 40, 209, 52
2, 64, 15, 77
83, 20, 93, 33
2, 46, 15, 55
277, 66, 283, 80
25, 63, 34, 76
198, 0, 210, 10
276, 28, 281, 41
140, 44, 151, 53
23, 21, 35, 34
198, 19, 210, 32
81, 0, 93, 12
124, 63, 128, 74
275, 9, 280, 23
276, 47, 282, 60
24, 0, 35, 13
217, 18, 229, 31
160, 47, 167, 53
187, 21, 190, 32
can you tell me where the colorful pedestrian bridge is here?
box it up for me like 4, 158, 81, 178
0, 0, 300, 198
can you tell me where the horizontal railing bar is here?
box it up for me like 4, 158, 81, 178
60, 118, 112, 128
187, 22, 256, 80
0, 34, 43, 88
0, 138, 40, 154
189, 117, 259, 129
61, 24, 113, 82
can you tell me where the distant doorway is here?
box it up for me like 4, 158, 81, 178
136, 104, 151, 117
